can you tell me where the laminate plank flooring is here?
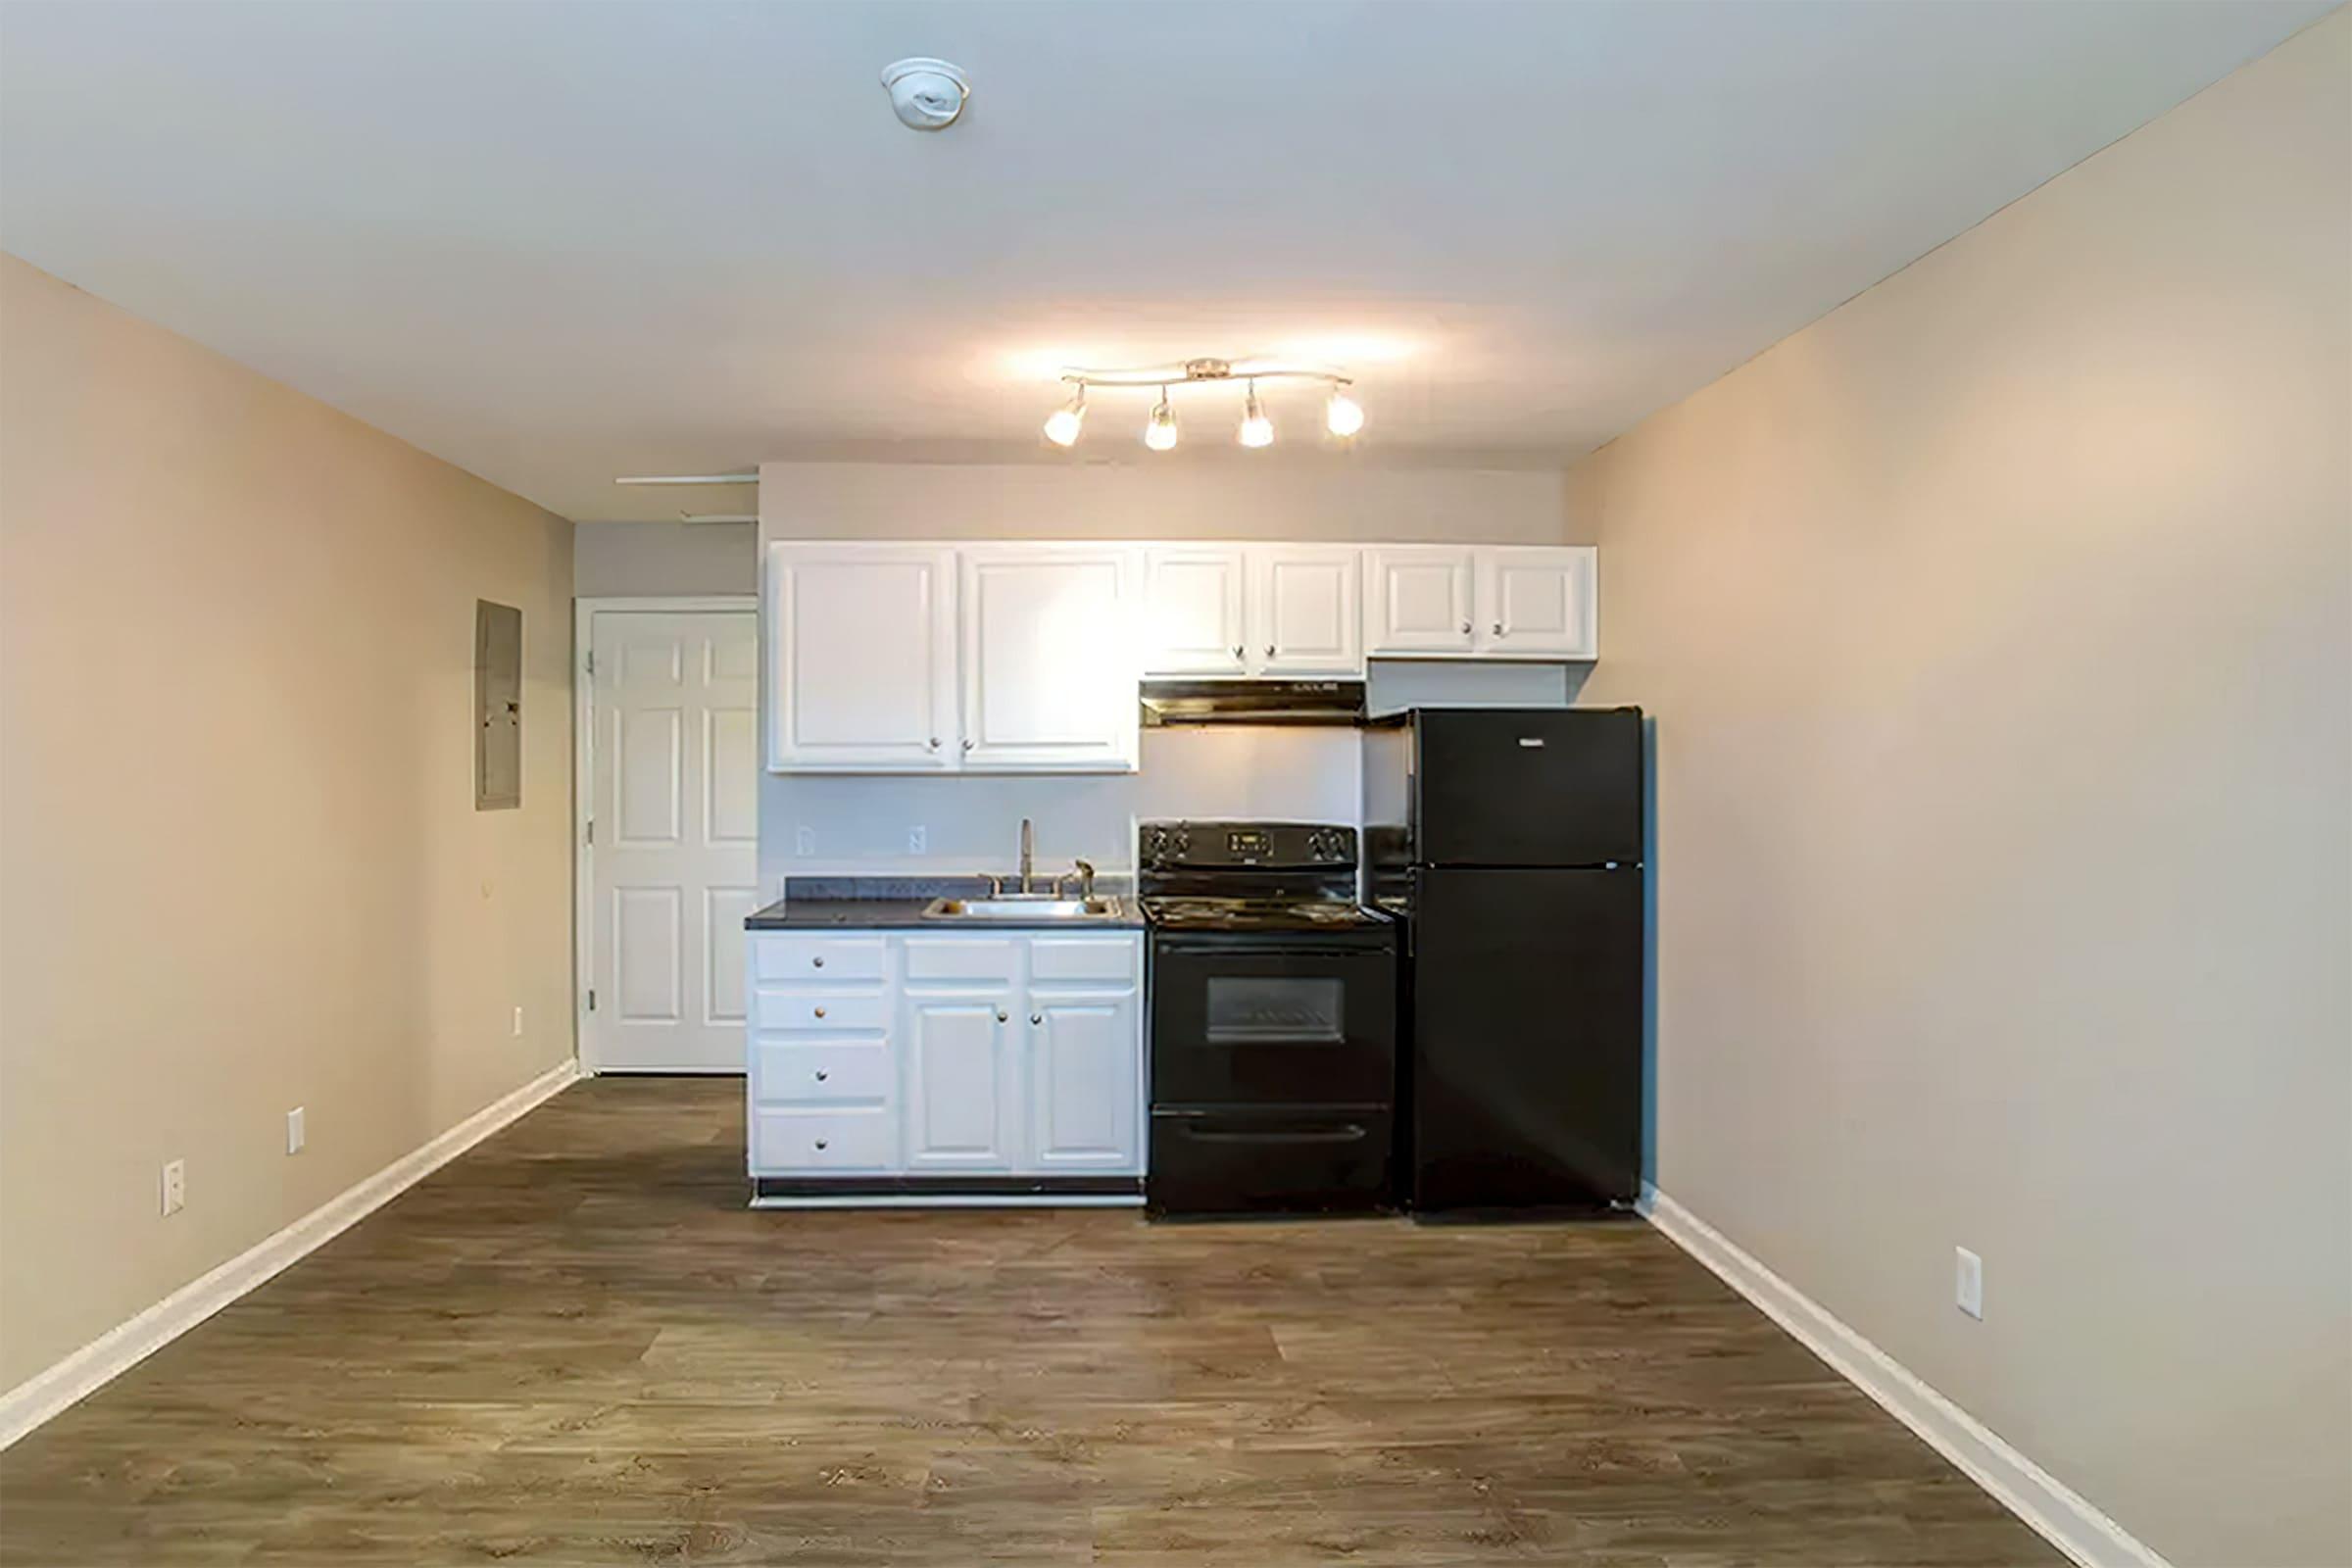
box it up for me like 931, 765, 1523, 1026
0, 1078, 2063, 1566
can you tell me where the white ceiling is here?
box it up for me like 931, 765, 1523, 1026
0, 0, 2331, 522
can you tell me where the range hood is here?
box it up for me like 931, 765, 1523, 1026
1139, 678, 1366, 727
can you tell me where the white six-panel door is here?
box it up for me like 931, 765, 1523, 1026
589, 610, 759, 1072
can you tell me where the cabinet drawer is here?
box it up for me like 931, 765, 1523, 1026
753, 935, 888, 983
752, 1107, 896, 1172
904, 938, 1018, 983
752, 988, 890, 1033
753, 1040, 894, 1104
1029, 935, 1140, 985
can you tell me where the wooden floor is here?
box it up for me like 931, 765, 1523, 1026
0, 1079, 2060, 1566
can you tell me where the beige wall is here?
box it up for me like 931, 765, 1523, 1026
754, 461, 1581, 896
1571, 15, 2351, 1566
574, 519, 755, 598
0, 257, 575, 1393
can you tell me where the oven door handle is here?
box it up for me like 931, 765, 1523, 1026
1153, 943, 1391, 960
1179, 1124, 1370, 1146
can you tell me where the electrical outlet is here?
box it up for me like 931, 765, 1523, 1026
286, 1106, 306, 1154
512, 1005, 524, 1038
1955, 1246, 1984, 1319
795, 825, 816, 857
906, 825, 926, 855
160, 1159, 185, 1216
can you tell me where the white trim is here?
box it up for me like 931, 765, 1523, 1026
572, 595, 760, 1075
749, 1194, 1144, 1210
0, 1059, 580, 1449
1640, 1185, 2172, 1568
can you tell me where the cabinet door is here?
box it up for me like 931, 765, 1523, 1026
1476, 546, 1597, 658
1365, 546, 1475, 655
766, 544, 957, 770
1250, 546, 1363, 675
1025, 989, 1142, 1173
961, 547, 1141, 770
903, 992, 1017, 1169
1142, 546, 1248, 675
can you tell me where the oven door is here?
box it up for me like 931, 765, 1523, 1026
1150, 939, 1396, 1108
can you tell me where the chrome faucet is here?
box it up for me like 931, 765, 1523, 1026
1018, 817, 1035, 894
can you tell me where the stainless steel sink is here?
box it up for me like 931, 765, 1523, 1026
920, 896, 1122, 920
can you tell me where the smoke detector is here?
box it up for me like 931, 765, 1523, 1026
881, 58, 969, 131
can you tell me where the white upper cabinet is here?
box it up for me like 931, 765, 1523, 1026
1252, 545, 1363, 675
766, 544, 956, 771
1366, 546, 1476, 655
1477, 546, 1596, 658
1142, 547, 1248, 676
960, 546, 1141, 771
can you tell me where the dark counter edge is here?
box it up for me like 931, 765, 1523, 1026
745, 874, 1143, 931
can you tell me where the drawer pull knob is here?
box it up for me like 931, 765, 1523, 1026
995, 1008, 1008, 1023
814, 1069, 829, 1082
1460, 619, 1471, 634
811, 956, 824, 968
813, 1005, 826, 1018
1030, 1013, 1043, 1025
1492, 621, 1503, 635
814, 1139, 829, 1151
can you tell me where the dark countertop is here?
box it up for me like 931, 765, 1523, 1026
745, 875, 1144, 931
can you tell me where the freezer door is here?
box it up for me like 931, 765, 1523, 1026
1409, 867, 1641, 1212
1413, 708, 1642, 867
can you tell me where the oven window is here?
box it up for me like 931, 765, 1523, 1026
1204, 976, 1346, 1044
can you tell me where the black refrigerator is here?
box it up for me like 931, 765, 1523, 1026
1363, 707, 1644, 1216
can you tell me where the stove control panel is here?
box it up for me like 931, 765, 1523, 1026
1140, 820, 1355, 868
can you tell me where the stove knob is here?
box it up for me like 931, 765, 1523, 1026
1172, 830, 1192, 856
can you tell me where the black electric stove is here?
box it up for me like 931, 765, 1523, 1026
1140, 821, 1397, 1217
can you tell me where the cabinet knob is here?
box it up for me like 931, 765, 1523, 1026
1460, 620, 1471, 634
1264, 644, 1275, 658
814, 1069, 829, 1082
1232, 645, 1243, 661
812, 1005, 826, 1019
814, 1138, 829, 1151
961, 738, 974, 751
995, 1008, 1008, 1023
928, 737, 940, 750
1030, 1012, 1043, 1025
810, 956, 824, 968
1492, 621, 1503, 635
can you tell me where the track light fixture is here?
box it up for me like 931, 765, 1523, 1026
1045, 358, 1362, 451
1144, 386, 1179, 451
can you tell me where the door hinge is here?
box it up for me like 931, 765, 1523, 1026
586, 989, 597, 1012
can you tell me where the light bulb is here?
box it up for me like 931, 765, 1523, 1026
1325, 388, 1365, 438
1042, 385, 1085, 447
1144, 388, 1178, 451
1238, 379, 1274, 448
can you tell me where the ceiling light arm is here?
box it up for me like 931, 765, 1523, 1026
1058, 359, 1350, 390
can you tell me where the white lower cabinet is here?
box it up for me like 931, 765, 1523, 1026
746, 928, 1144, 1183
903, 992, 1018, 1169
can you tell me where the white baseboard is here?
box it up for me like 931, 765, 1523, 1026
1640, 1185, 2170, 1568
0, 1057, 580, 1449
